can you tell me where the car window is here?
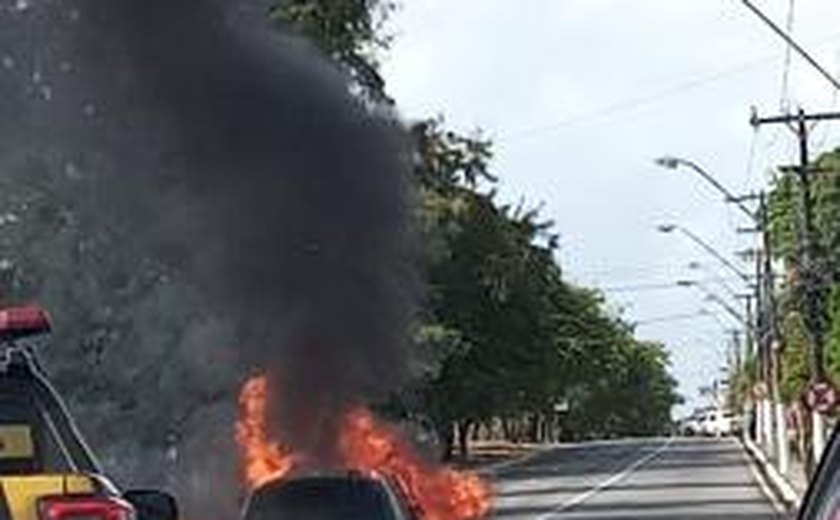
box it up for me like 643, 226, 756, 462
0, 374, 71, 474
802, 429, 840, 520
245, 478, 397, 520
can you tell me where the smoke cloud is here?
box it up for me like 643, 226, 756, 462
0, 0, 416, 486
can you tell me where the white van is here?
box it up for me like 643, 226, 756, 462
701, 409, 736, 437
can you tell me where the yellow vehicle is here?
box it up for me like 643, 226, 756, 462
0, 305, 178, 520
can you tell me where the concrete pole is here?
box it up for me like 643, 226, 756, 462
763, 399, 774, 454
775, 401, 789, 473
813, 411, 826, 464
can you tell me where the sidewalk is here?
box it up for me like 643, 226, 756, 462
742, 436, 806, 511
784, 456, 809, 498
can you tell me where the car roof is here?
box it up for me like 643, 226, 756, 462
243, 473, 405, 520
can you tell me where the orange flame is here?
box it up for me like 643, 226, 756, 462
234, 376, 294, 489
340, 408, 491, 520
235, 375, 491, 520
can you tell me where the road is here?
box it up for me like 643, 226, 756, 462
489, 437, 784, 519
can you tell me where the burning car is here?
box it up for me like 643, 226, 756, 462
0, 305, 178, 520
235, 377, 491, 520
242, 472, 421, 520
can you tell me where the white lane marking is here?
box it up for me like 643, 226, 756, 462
739, 439, 786, 515
535, 437, 675, 520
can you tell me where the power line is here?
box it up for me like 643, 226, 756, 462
741, 0, 840, 93
743, 124, 759, 192
599, 282, 685, 293
500, 61, 767, 142
815, 51, 840, 152
634, 311, 716, 326
570, 263, 679, 278
599, 276, 752, 294
498, 30, 840, 144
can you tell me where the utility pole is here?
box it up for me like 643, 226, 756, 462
737, 294, 754, 360
751, 108, 840, 472
757, 192, 788, 474
730, 329, 742, 378
743, 213, 771, 453
740, 195, 779, 463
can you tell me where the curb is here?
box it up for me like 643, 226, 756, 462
474, 444, 554, 476
742, 436, 802, 511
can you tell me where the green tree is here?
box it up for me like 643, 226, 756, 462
729, 353, 758, 413
768, 149, 840, 385
826, 285, 840, 383
781, 311, 811, 403
271, 0, 396, 103
768, 171, 800, 267
0, 0, 684, 478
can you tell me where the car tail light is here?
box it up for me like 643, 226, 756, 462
39, 495, 135, 520
0, 305, 51, 341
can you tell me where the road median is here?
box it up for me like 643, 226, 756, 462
453, 440, 549, 475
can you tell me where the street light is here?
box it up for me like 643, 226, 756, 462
688, 261, 741, 301
657, 223, 752, 285
654, 156, 756, 222
676, 278, 749, 326
702, 292, 748, 326
657, 155, 787, 467
654, 156, 681, 170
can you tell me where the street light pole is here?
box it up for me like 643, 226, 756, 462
656, 156, 786, 469
678, 280, 748, 326
655, 157, 756, 221
658, 224, 752, 286
689, 261, 743, 303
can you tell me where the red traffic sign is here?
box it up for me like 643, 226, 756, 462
806, 381, 838, 414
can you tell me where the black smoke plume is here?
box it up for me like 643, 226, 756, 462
0, 0, 416, 486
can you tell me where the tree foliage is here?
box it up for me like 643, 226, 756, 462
404, 115, 681, 449
0, 0, 682, 484
768, 148, 840, 386
728, 353, 757, 412
781, 311, 811, 403
271, 0, 396, 103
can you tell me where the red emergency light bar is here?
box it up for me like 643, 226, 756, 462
0, 305, 52, 341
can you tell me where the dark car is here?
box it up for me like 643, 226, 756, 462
242, 473, 421, 520
0, 305, 178, 520
799, 424, 840, 519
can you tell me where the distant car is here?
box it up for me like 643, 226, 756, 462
679, 417, 701, 436
0, 305, 178, 520
242, 472, 422, 520
699, 409, 737, 437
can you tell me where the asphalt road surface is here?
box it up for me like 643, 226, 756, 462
489, 437, 785, 520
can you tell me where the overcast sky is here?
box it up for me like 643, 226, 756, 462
381, 1, 840, 414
